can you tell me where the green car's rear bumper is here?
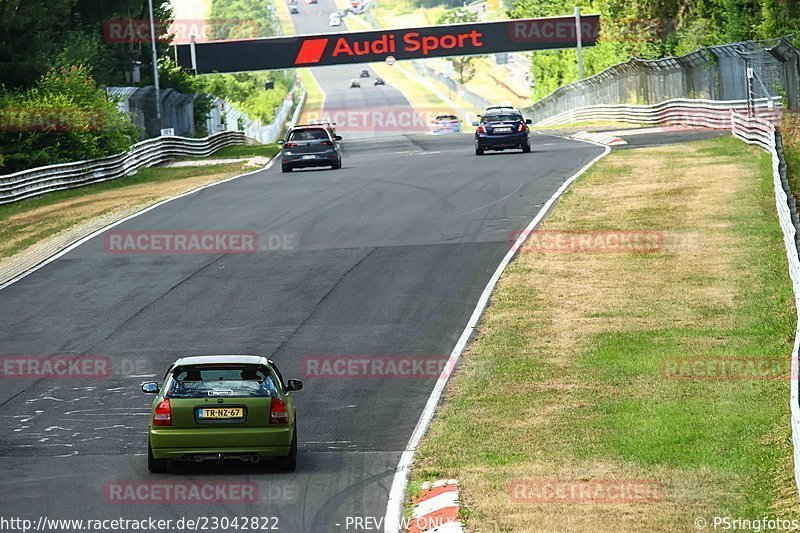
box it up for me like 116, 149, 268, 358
149, 425, 294, 459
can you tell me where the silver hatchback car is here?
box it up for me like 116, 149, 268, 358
279, 126, 343, 173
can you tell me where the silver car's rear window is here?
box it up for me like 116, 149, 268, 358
289, 128, 329, 141
165, 365, 278, 398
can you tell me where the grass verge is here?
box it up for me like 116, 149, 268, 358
409, 136, 799, 530
0, 161, 256, 260
783, 112, 800, 200
297, 68, 325, 116
273, 0, 294, 35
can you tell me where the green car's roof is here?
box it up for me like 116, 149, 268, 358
173, 355, 267, 367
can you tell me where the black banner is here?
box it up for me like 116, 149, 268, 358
176, 15, 600, 73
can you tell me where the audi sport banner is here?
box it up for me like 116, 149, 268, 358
175, 15, 600, 73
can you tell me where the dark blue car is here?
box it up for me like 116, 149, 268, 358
473, 109, 532, 155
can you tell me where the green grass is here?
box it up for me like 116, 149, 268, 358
409, 136, 798, 529
784, 119, 800, 201
298, 69, 324, 112
0, 162, 247, 258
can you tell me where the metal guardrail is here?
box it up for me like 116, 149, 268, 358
524, 37, 800, 125
533, 97, 781, 128
732, 112, 800, 498
0, 131, 245, 205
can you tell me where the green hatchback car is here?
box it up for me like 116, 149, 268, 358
141, 355, 302, 473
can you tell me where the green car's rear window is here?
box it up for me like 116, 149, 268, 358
165, 365, 278, 398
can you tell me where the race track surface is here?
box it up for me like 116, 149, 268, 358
0, 5, 606, 531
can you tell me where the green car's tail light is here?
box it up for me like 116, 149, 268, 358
269, 397, 288, 424
154, 398, 172, 426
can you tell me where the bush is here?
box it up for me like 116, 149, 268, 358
783, 111, 800, 200
0, 66, 139, 174
195, 70, 294, 124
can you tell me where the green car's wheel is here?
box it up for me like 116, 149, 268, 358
277, 430, 297, 471
147, 440, 168, 473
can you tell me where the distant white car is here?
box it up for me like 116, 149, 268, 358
329, 16, 341, 26
431, 114, 462, 135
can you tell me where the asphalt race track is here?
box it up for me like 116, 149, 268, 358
292, 0, 420, 139
0, 4, 606, 532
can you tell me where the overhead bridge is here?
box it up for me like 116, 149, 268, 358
176, 15, 600, 73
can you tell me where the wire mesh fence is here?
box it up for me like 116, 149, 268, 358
524, 36, 800, 124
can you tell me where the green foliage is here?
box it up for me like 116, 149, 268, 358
0, 66, 139, 173
157, 57, 200, 94
783, 112, 800, 201
452, 56, 477, 84
436, 7, 478, 24
508, 0, 800, 101
209, 0, 279, 39
436, 8, 479, 84
195, 70, 294, 124
193, 95, 215, 138
0, 1, 175, 90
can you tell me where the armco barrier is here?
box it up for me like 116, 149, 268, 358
533, 97, 780, 128
732, 112, 800, 498
0, 131, 245, 205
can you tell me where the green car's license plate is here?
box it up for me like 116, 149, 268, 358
197, 407, 244, 419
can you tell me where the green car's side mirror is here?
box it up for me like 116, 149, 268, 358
141, 382, 159, 394
286, 379, 303, 392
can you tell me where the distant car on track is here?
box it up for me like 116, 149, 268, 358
290, 5, 299, 13
348, 78, 361, 88
142, 355, 303, 473
279, 125, 343, 172
431, 114, 461, 134
473, 108, 532, 155
373, 77, 385, 86
329, 16, 341, 26
304, 0, 317, 4
359, 69, 370, 78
